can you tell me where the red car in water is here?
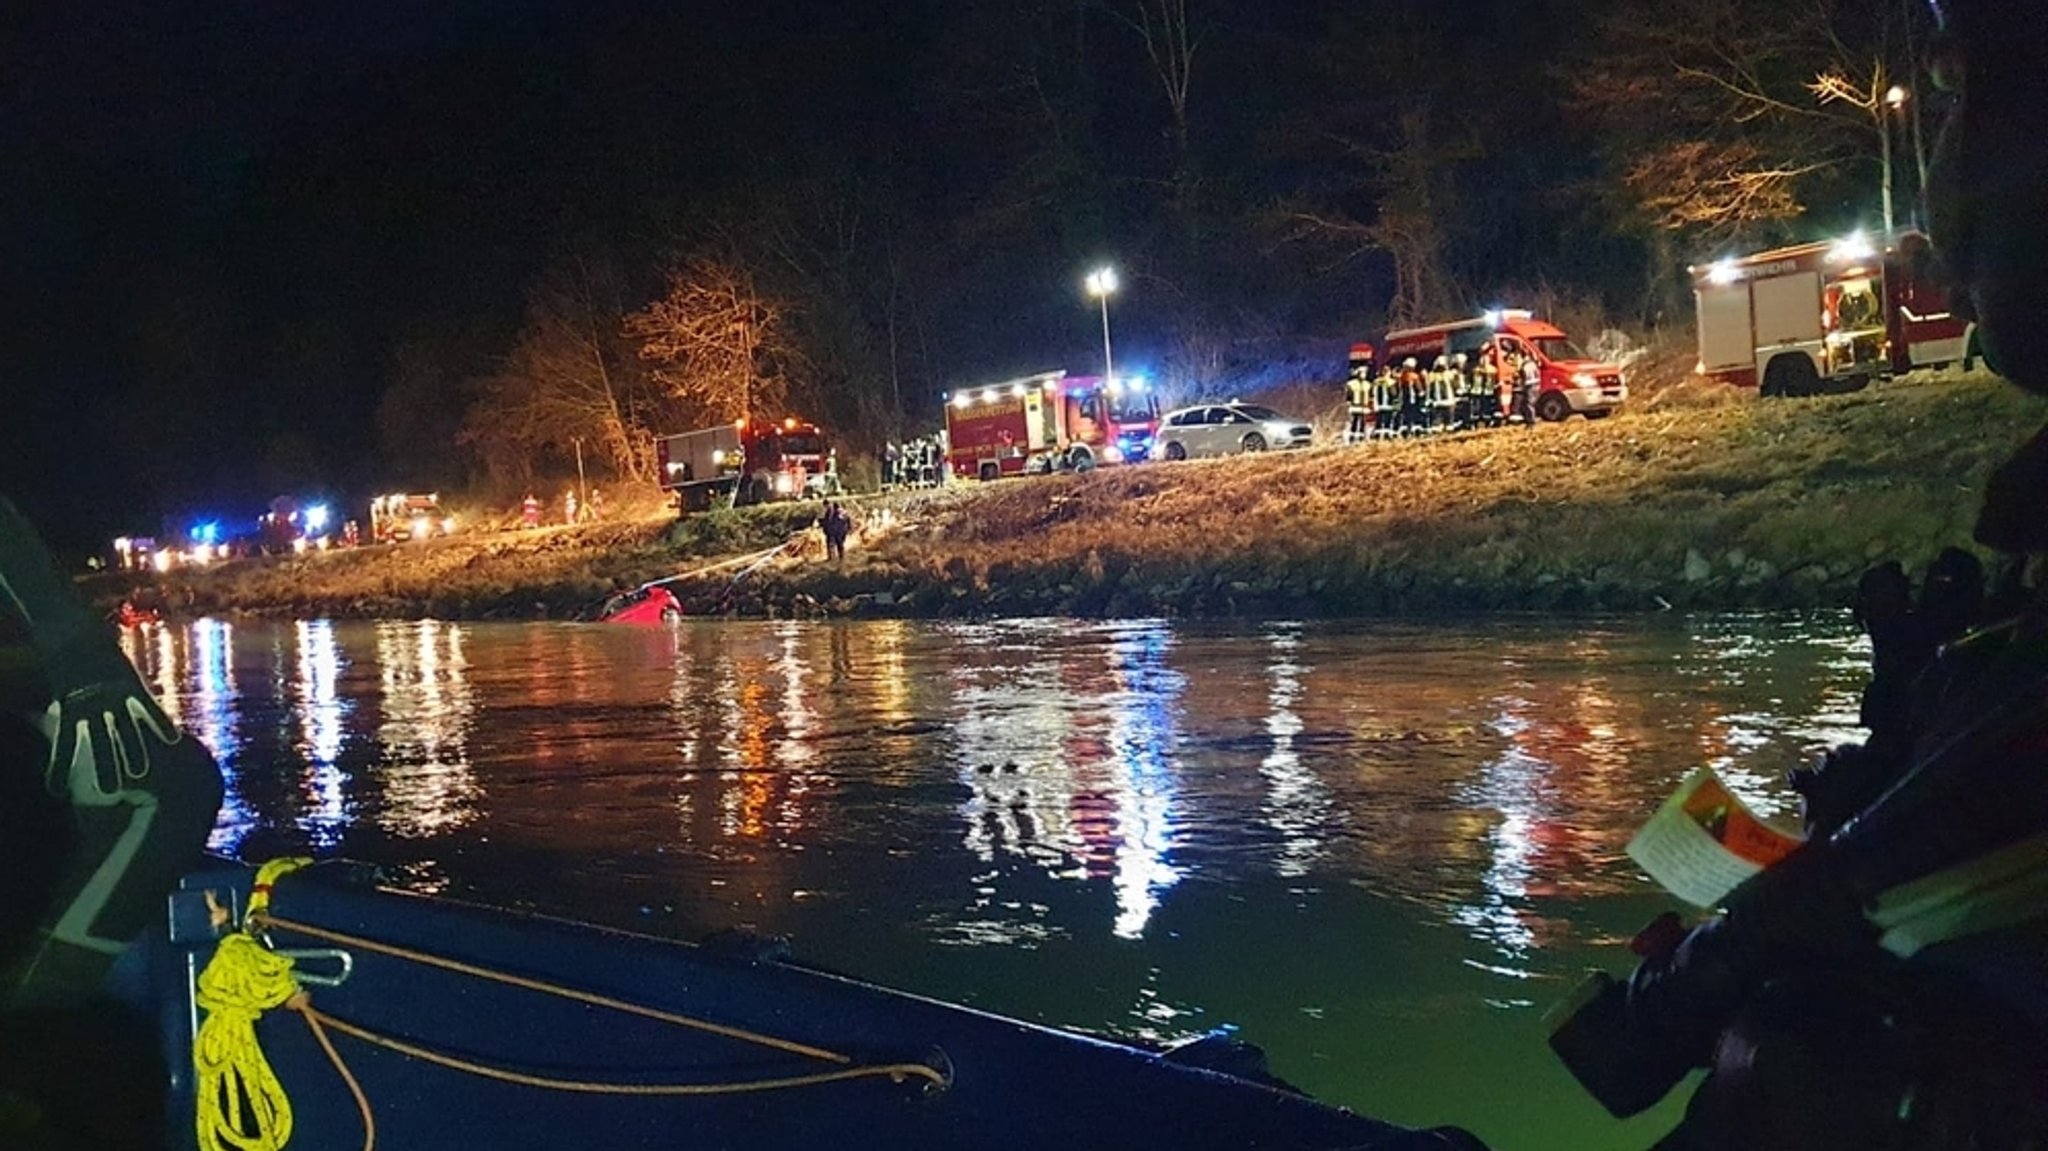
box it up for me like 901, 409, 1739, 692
599, 585, 682, 624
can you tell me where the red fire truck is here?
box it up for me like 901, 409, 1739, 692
655, 417, 834, 512
943, 371, 1161, 481
1382, 309, 1629, 421
1690, 229, 1974, 397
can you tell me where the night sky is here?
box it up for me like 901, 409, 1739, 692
1, 0, 1883, 549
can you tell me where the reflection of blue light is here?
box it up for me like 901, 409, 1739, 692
192, 619, 254, 856
189, 521, 220, 544
304, 505, 330, 534
1105, 622, 1183, 940
294, 620, 351, 848
1258, 623, 1329, 879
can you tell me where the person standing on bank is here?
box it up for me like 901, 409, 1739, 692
821, 500, 852, 563
1346, 344, 1375, 445
1514, 353, 1539, 426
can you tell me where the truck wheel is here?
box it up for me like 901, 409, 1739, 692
1164, 441, 1187, 461
1069, 448, 1095, 472
1241, 432, 1267, 452
745, 478, 771, 505
1535, 392, 1572, 422
978, 462, 1000, 482
1761, 354, 1819, 399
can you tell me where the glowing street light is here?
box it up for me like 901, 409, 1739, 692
1084, 266, 1119, 387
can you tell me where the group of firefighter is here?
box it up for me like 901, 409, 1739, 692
1343, 345, 1541, 443
880, 436, 945, 489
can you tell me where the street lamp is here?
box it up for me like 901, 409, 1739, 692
1879, 85, 1907, 234
1883, 84, 1928, 231
1084, 266, 1118, 386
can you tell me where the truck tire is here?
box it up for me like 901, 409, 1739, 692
1535, 392, 1572, 423
745, 478, 771, 506
978, 462, 1000, 482
1164, 441, 1187, 461
1069, 447, 1095, 472
1761, 354, 1819, 399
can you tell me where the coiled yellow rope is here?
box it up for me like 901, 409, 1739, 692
191, 858, 947, 1151
192, 858, 313, 1151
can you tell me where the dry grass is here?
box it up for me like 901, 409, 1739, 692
821, 369, 2043, 614
115, 370, 2043, 618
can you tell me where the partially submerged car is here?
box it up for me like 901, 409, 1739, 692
1151, 403, 1313, 460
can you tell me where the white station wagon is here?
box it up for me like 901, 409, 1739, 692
1151, 403, 1314, 460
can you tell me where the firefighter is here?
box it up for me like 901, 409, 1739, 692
1397, 358, 1424, 437
1430, 355, 1458, 434
1345, 349, 1374, 444
1450, 352, 1472, 430
1476, 351, 1503, 428
1515, 351, 1540, 425
521, 493, 542, 529
882, 442, 900, 489
564, 489, 579, 524
1371, 364, 1400, 440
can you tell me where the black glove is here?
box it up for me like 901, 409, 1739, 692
0, 496, 221, 984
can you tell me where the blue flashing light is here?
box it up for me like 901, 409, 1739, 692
305, 505, 331, 534
189, 521, 221, 545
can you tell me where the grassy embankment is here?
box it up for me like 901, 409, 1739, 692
122, 371, 2045, 620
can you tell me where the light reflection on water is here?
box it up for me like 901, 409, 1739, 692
126, 613, 1871, 1151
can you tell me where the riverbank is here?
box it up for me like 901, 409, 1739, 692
111, 371, 2045, 620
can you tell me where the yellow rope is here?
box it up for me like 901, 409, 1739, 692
193, 858, 313, 1151
191, 862, 948, 1149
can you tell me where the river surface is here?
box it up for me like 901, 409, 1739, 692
121, 614, 1868, 1151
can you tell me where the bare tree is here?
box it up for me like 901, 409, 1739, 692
462, 250, 659, 486
625, 256, 803, 424
1105, 0, 1201, 158
1284, 109, 1471, 324
1574, 0, 1918, 244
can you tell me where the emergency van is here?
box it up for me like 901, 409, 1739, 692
1381, 309, 1628, 421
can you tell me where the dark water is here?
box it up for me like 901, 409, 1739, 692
121, 614, 1868, 1150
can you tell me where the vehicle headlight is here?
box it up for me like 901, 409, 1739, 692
442, 516, 457, 533
411, 516, 429, 538
1571, 371, 1597, 388
775, 474, 794, 494
1103, 445, 1123, 462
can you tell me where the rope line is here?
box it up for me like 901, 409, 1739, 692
297, 1003, 948, 1095
287, 994, 376, 1151
252, 912, 849, 1065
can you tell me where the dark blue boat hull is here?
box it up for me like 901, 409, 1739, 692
130, 863, 1473, 1150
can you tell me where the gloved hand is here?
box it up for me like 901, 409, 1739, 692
0, 496, 194, 807
37, 639, 187, 805
1, 495, 222, 998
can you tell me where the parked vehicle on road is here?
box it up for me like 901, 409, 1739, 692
944, 371, 1159, 480
1382, 309, 1628, 421
656, 417, 833, 512
1689, 229, 1973, 398
370, 492, 455, 544
1151, 403, 1313, 460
